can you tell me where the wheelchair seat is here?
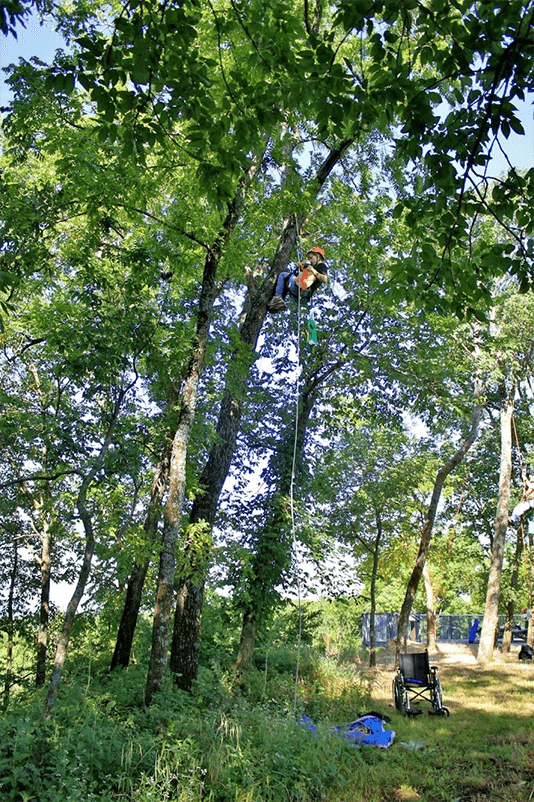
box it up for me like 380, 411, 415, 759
392, 650, 449, 717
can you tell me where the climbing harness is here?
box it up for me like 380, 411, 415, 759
294, 266, 314, 291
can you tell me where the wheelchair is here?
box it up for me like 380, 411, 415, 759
392, 650, 450, 717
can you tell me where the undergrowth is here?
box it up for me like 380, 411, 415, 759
1, 644, 533, 802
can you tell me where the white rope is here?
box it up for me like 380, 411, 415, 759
291, 285, 303, 717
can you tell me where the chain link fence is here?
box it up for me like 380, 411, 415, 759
361, 612, 528, 646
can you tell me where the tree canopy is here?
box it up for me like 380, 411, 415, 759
1, 0, 534, 710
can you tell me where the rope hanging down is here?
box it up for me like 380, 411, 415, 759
290, 221, 304, 716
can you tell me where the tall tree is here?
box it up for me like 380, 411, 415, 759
169, 139, 354, 691
396, 396, 484, 660
477, 387, 514, 664
476, 293, 534, 662
145, 162, 260, 703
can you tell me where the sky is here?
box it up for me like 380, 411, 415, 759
0, 14, 65, 107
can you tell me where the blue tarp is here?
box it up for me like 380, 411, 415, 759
300, 714, 396, 748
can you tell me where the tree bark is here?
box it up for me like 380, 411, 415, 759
235, 611, 258, 675
171, 139, 354, 691
396, 398, 483, 664
109, 437, 172, 671
146, 165, 258, 703
36, 515, 52, 687
145, 246, 220, 704
477, 391, 514, 664
423, 561, 437, 651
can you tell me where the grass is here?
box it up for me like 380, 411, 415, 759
344, 644, 534, 802
1, 642, 534, 802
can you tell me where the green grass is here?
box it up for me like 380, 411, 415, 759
1, 646, 533, 802
352, 651, 534, 802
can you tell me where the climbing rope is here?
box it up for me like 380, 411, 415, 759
290, 222, 304, 716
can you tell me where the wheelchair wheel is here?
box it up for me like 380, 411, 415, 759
433, 675, 443, 709
430, 676, 449, 715
393, 676, 404, 712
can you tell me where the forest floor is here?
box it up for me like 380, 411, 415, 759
3, 639, 533, 802
340, 641, 534, 802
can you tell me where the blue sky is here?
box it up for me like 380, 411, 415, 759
1, 14, 66, 107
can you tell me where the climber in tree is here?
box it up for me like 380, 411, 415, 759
268, 246, 328, 313
510, 467, 534, 524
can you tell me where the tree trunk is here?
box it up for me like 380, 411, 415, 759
368, 509, 382, 668
169, 580, 205, 689
110, 439, 172, 671
171, 139, 354, 691
235, 611, 257, 675
146, 165, 259, 703
502, 529, 522, 653
36, 517, 52, 687
145, 247, 220, 705
423, 561, 437, 651
45, 513, 94, 714
45, 392, 126, 716
396, 398, 483, 664
168, 245, 287, 688
477, 392, 514, 664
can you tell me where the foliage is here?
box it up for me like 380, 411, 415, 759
1, 608, 534, 802
0, 615, 370, 802
2, 0, 534, 720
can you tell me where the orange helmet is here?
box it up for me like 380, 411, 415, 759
307, 246, 325, 259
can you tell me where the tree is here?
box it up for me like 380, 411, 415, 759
169, 137, 354, 691
2, 0, 534, 706
320, 425, 428, 666
477, 293, 534, 663
396, 394, 483, 659
477, 387, 514, 663
0, 95, 206, 703
48, 0, 534, 308
145, 163, 259, 703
